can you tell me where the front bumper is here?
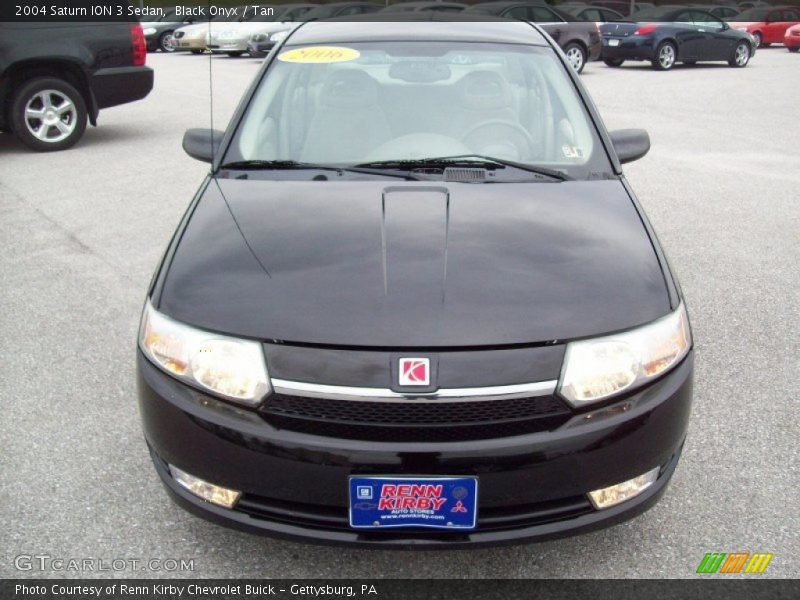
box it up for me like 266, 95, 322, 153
137, 350, 693, 548
208, 39, 249, 53
601, 37, 657, 61
248, 40, 276, 56
786, 34, 800, 49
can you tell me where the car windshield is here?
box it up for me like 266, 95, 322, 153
735, 8, 770, 20
225, 41, 611, 180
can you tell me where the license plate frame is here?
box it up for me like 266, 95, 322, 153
608, 38, 621, 47
348, 476, 478, 530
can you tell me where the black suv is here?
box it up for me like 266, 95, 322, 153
0, 22, 154, 151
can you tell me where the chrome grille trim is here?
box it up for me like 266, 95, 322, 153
270, 379, 557, 403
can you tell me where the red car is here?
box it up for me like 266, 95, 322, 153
786, 23, 800, 51
731, 6, 800, 47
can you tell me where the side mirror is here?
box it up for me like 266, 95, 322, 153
609, 128, 650, 164
182, 128, 224, 163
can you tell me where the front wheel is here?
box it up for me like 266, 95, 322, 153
788, 46, 799, 53
752, 32, 763, 48
227, 51, 244, 58
729, 41, 751, 67
190, 49, 203, 55
159, 31, 175, 53
10, 77, 87, 152
652, 41, 677, 70
564, 43, 587, 74
603, 57, 624, 67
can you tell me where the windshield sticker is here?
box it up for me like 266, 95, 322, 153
562, 145, 583, 159
278, 46, 361, 64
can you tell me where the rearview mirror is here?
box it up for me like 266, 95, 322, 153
609, 129, 650, 164
182, 128, 224, 163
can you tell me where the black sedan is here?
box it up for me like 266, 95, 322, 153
138, 15, 693, 547
601, 6, 755, 69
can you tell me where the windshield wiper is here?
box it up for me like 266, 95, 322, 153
355, 155, 570, 181
217, 160, 422, 180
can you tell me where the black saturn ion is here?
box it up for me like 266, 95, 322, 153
137, 16, 693, 547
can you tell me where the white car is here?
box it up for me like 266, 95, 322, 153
207, 4, 318, 57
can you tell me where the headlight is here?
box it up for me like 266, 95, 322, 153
142, 27, 157, 36
558, 303, 691, 406
270, 30, 290, 42
139, 300, 270, 406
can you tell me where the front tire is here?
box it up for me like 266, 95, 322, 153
190, 49, 203, 55
652, 41, 677, 70
564, 43, 587, 74
10, 77, 87, 152
752, 32, 763, 48
603, 57, 624, 67
729, 41, 751, 67
227, 51, 245, 58
789, 46, 799, 53
159, 31, 175, 53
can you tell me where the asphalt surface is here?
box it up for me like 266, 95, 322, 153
1, 48, 798, 579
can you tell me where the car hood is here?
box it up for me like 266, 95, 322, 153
157, 179, 671, 347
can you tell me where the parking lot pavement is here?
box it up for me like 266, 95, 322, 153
1, 49, 798, 579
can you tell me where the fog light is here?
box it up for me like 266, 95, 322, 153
169, 465, 241, 508
588, 468, 659, 509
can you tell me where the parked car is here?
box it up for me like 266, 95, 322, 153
691, 4, 741, 19
730, 6, 800, 47
465, 2, 602, 72
562, 4, 625, 23
587, 1, 636, 17
207, 4, 318, 57
0, 22, 153, 151
141, 7, 196, 53
247, 3, 384, 57
785, 22, 800, 50
140, 15, 693, 547
601, 6, 755, 69
380, 1, 468, 12
171, 6, 249, 54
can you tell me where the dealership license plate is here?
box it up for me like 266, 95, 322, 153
349, 476, 478, 530
608, 39, 620, 47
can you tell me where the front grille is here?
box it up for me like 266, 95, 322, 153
259, 393, 571, 442
235, 493, 593, 534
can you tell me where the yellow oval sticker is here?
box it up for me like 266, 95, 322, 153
278, 46, 360, 64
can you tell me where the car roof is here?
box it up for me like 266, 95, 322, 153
286, 14, 550, 45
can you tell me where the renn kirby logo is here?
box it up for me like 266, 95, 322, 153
378, 484, 446, 511
696, 552, 773, 574
399, 358, 430, 386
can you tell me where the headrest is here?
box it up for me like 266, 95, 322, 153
457, 71, 512, 111
321, 69, 380, 109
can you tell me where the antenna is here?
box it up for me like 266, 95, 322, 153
207, 0, 215, 166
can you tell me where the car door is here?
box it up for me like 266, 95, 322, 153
672, 10, 707, 60
763, 9, 787, 44
694, 11, 735, 60
528, 6, 568, 43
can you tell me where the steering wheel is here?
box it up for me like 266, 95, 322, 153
460, 120, 536, 161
